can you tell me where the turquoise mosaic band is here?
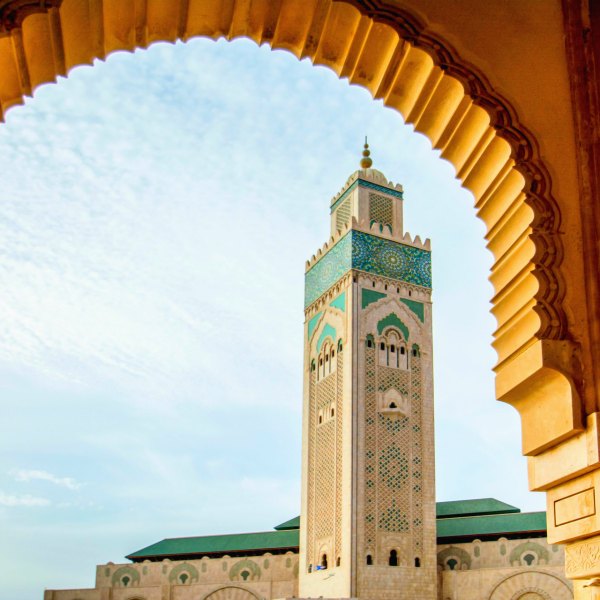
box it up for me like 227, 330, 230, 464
329, 178, 404, 213
304, 230, 431, 307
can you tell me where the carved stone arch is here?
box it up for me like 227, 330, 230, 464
437, 546, 472, 571
0, 0, 582, 511
363, 294, 423, 335
168, 561, 199, 584
488, 571, 573, 600
309, 308, 345, 357
203, 586, 260, 600
229, 558, 261, 582
378, 387, 409, 415
509, 541, 550, 567
111, 565, 141, 588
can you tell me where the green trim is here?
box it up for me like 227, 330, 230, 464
362, 288, 387, 309
307, 312, 323, 340
377, 313, 409, 340
330, 292, 346, 312
317, 324, 337, 352
127, 529, 300, 561
401, 298, 425, 322
128, 509, 548, 561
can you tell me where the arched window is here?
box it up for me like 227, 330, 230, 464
389, 549, 398, 567
331, 407, 335, 417
380, 342, 385, 350
336, 557, 341, 567
366, 554, 373, 565
414, 557, 420, 568
321, 554, 328, 569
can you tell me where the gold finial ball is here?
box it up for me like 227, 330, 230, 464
360, 140, 373, 169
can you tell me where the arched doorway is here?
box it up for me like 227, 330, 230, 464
0, 0, 598, 592
204, 586, 260, 600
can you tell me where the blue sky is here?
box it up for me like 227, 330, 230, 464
0, 38, 543, 599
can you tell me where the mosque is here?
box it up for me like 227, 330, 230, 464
45, 147, 572, 600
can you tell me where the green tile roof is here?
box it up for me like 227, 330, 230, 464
436, 498, 520, 519
127, 529, 299, 561
436, 511, 547, 541
274, 516, 300, 530
127, 499, 546, 561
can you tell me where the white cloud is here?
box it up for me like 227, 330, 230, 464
11, 469, 81, 491
0, 492, 50, 507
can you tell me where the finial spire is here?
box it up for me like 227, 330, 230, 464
360, 136, 373, 169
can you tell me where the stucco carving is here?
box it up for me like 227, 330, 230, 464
565, 538, 600, 579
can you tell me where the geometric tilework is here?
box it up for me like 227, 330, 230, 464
362, 288, 387, 309
330, 291, 346, 312
369, 193, 393, 229
401, 298, 425, 322
305, 230, 432, 307
307, 312, 323, 340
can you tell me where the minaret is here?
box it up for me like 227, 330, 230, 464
299, 142, 436, 600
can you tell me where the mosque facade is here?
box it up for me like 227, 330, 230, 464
45, 150, 573, 600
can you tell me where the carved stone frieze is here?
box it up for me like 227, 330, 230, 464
565, 537, 600, 579
339, 0, 568, 344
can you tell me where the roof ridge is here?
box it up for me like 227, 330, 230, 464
162, 529, 287, 542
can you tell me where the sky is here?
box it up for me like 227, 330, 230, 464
0, 38, 544, 599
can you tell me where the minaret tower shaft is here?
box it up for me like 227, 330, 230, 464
299, 143, 436, 600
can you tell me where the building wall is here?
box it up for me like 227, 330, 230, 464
44, 552, 299, 600
354, 271, 436, 600
44, 538, 573, 600
438, 537, 572, 600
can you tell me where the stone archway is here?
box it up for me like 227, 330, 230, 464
488, 571, 573, 600
203, 586, 260, 600
0, 0, 598, 591
0, 0, 579, 468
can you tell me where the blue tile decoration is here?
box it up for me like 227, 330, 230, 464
317, 324, 337, 352
329, 291, 346, 312
307, 311, 323, 340
305, 231, 431, 307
